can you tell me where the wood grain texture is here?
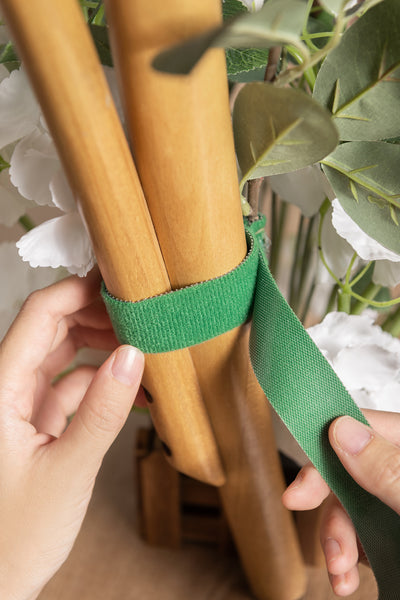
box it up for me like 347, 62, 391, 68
104, 2, 306, 598
0, 0, 224, 486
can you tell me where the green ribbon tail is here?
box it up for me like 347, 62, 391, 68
248, 217, 400, 600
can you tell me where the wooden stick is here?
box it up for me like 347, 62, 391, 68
0, 0, 225, 487
104, 2, 307, 598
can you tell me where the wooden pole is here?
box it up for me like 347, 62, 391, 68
0, 0, 225, 487
104, 2, 307, 599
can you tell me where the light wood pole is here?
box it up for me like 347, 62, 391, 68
104, 2, 307, 599
0, 0, 226, 487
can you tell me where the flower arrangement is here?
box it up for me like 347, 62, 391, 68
1, 0, 400, 413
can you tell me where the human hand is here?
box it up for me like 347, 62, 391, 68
0, 271, 144, 600
282, 410, 400, 596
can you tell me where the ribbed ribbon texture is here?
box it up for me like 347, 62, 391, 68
102, 216, 400, 599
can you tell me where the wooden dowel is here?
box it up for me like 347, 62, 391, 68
104, 2, 307, 598
0, 0, 225, 487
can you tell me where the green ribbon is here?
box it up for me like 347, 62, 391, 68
102, 216, 400, 599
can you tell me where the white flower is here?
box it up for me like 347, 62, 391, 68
308, 311, 400, 412
0, 67, 40, 149
1, 65, 124, 277
332, 199, 400, 287
319, 204, 355, 283
16, 167, 95, 277
0, 241, 62, 340
269, 165, 333, 217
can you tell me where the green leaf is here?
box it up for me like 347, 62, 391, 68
0, 42, 20, 71
226, 47, 269, 78
313, 0, 400, 141
223, 0, 248, 20
233, 82, 339, 186
0, 154, 10, 173
89, 24, 112, 67
321, 141, 400, 254
152, 0, 309, 74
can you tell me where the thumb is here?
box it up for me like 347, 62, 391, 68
329, 416, 400, 515
58, 345, 144, 474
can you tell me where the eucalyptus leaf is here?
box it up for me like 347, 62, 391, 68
233, 82, 339, 185
321, 141, 400, 254
223, 0, 248, 20
0, 42, 20, 71
153, 0, 308, 74
226, 47, 269, 78
314, 0, 400, 141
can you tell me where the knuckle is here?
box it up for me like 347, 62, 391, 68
374, 450, 400, 491
81, 393, 125, 438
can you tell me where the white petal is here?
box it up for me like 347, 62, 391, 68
10, 129, 59, 206
0, 68, 40, 149
0, 167, 34, 225
16, 212, 95, 276
307, 311, 376, 362
0, 241, 59, 312
269, 166, 328, 217
332, 198, 400, 262
372, 260, 400, 287
333, 344, 400, 392
50, 168, 75, 213
319, 205, 355, 281
0, 64, 9, 82
373, 380, 400, 413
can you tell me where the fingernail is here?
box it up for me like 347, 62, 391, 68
111, 346, 143, 386
324, 538, 341, 565
333, 416, 373, 456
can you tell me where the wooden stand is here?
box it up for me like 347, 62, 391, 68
136, 426, 325, 568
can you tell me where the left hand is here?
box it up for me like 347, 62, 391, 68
0, 270, 145, 600
282, 409, 400, 596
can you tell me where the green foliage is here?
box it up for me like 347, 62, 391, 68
322, 141, 400, 254
225, 47, 269, 79
153, 0, 308, 74
314, 0, 400, 141
233, 82, 338, 187
89, 24, 112, 67
0, 42, 20, 71
0, 154, 10, 173
222, 0, 248, 20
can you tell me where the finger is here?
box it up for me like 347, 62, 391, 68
54, 345, 144, 476
329, 416, 400, 515
362, 409, 400, 447
282, 462, 331, 510
39, 326, 117, 382
0, 271, 101, 397
329, 565, 360, 597
320, 496, 359, 578
33, 366, 98, 436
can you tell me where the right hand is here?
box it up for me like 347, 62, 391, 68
282, 410, 400, 596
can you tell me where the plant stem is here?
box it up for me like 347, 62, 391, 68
289, 214, 304, 310
351, 282, 382, 315
19, 214, 35, 231
382, 306, 400, 337
247, 177, 263, 220
338, 288, 351, 313
264, 46, 282, 82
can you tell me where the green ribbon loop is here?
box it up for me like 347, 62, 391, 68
102, 216, 400, 599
